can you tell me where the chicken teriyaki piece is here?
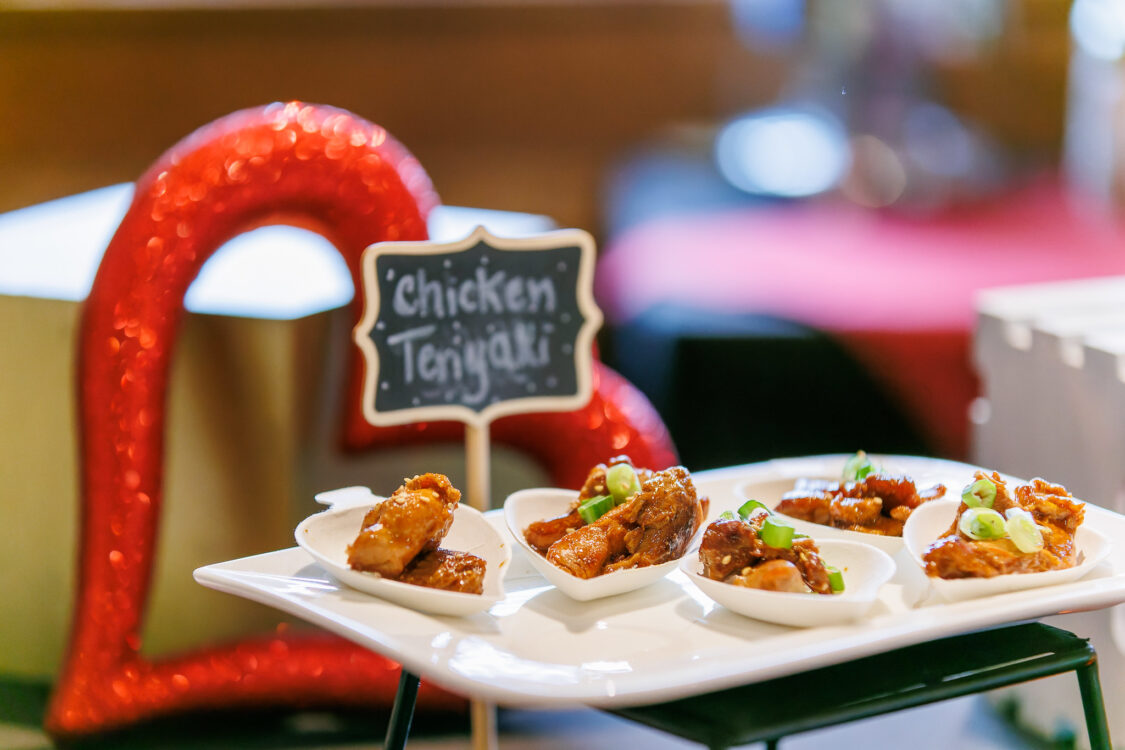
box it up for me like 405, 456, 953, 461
698, 513, 834, 594
544, 466, 705, 579
346, 473, 462, 577
923, 471, 1085, 579
396, 548, 486, 594
523, 455, 654, 554
776, 473, 946, 537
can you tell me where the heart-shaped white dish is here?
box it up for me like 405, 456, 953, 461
903, 498, 1112, 603
503, 487, 693, 602
678, 539, 895, 627
295, 496, 509, 616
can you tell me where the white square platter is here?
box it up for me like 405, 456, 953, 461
194, 455, 1125, 709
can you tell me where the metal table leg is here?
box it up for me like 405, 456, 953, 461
384, 670, 420, 750
1076, 657, 1112, 750
610, 624, 1107, 750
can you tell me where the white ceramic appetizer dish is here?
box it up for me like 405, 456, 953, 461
295, 492, 510, 616
503, 487, 692, 602
678, 539, 896, 627
903, 498, 1112, 603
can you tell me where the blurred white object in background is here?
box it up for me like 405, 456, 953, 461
974, 275, 1125, 747
1066, 0, 1125, 212
1070, 0, 1125, 62
0, 183, 554, 316
714, 106, 850, 198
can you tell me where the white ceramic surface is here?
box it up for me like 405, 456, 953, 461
313, 485, 380, 510
503, 487, 690, 601
679, 539, 895, 627
903, 497, 1113, 603
196, 456, 1125, 708
735, 454, 959, 555
294, 500, 510, 616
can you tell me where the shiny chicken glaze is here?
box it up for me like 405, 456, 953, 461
523, 456, 655, 554
346, 472, 486, 594
530, 464, 705, 579
775, 473, 946, 537
923, 471, 1085, 579
396, 548, 485, 594
699, 514, 833, 594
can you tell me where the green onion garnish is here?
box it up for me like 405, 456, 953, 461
759, 516, 795, 549
842, 451, 875, 481
1005, 508, 1044, 553
737, 499, 769, 519
606, 463, 641, 505
577, 494, 614, 524
718, 510, 737, 521
827, 566, 845, 593
961, 477, 997, 509
958, 507, 1006, 540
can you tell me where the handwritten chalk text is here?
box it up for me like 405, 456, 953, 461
386, 321, 550, 404
391, 268, 557, 319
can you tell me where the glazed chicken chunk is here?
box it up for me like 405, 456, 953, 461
396, 548, 485, 594
923, 471, 1085, 579
523, 456, 654, 554
346, 473, 462, 577
544, 466, 705, 579
776, 473, 946, 536
699, 513, 833, 594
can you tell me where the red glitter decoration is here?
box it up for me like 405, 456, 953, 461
342, 363, 678, 490
48, 102, 677, 739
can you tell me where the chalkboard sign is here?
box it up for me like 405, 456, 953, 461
353, 226, 603, 427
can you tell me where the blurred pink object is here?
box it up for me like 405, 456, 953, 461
597, 180, 1125, 459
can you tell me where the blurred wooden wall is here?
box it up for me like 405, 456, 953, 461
0, 0, 1072, 236
0, 3, 784, 235
934, 0, 1071, 157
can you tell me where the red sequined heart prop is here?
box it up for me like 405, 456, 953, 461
48, 102, 677, 738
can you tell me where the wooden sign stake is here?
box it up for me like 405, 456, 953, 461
470, 696, 498, 750
465, 422, 497, 749
465, 421, 491, 513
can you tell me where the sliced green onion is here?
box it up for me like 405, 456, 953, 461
737, 499, 770, 519
827, 566, 845, 593
606, 463, 642, 505
961, 477, 997, 509
843, 451, 875, 481
958, 507, 1006, 540
718, 510, 737, 522
1005, 508, 1045, 553
759, 516, 795, 549
577, 494, 614, 524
